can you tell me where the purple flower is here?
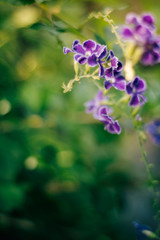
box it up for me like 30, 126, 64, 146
96, 106, 121, 134
126, 76, 147, 107
122, 13, 155, 41
121, 12, 160, 65
126, 13, 140, 25
122, 13, 152, 44
121, 27, 133, 39
133, 221, 157, 240
85, 90, 108, 114
104, 50, 123, 79
104, 75, 126, 91
63, 39, 107, 76
141, 13, 155, 30
85, 90, 112, 118
85, 91, 121, 134
141, 37, 160, 65
103, 50, 126, 91
133, 25, 152, 44
145, 119, 160, 145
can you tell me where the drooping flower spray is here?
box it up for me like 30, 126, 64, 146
63, 10, 160, 236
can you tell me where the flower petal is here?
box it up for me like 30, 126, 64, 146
97, 45, 107, 59
115, 75, 125, 81
133, 77, 146, 92
141, 50, 160, 65
83, 40, 96, 51
153, 40, 160, 49
104, 67, 113, 79
141, 51, 153, 65
85, 99, 96, 113
92, 44, 101, 53
74, 54, 82, 61
111, 56, 118, 68
142, 14, 155, 29
104, 80, 112, 90
72, 40, 80, 48
106, 55, 110, 61
113, 80, 126, 91
139, 94, 147, 105
117, 61, 123, 71
121, 27, 133, 38
104, 118, 121, 134
87, 54, 98, 67
152, 50, 160, 62
63, 47, 72, 54
113, 70, 121, 77
73, 44, 85, 54
98, 62, 104, 77
107, 123, 117, 134
129, 94, 140, 107
134, 25, 151, 42
109, 50, 114, 58
98, 105, 108, 115
95, 105, 109, 121
126, 82, 133, 94
95, 90, 104, 102
126, 13, 140, 25
103, 114, 113, 124
78, 56, 87, 64
145, 119, 160, 145
114, 121, 121, 134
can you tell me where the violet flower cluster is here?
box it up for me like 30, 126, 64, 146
63, 39, 124, 84
145, 119, 160, 145
63, 39, 127, 93
85, 91, 121, 134
63, 39, 107, 76
104, 50, 126, 92
63, 39, 147, 134
121, 12, 160, 65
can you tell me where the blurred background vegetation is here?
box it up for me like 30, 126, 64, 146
0, 0, 160, 239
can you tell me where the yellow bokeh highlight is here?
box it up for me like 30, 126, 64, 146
56, 150, 75, 168
45, 180, 77, 194
16, 51, 38, 80
12, 6, 41, 28
26, 115, 44, 128
0, 99, 11, 115
25, 156, 38, 170
124, 60, 135, 81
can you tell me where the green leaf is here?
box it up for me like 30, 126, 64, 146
30, 22, 45, 30
0, 0, 35, 5
94, 33, 106, 45
0, 183, 24, 212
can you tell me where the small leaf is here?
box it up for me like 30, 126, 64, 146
94, 33, 106, 45
30, 22, 44, 30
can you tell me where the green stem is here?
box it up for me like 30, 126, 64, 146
136, 126, 160, 237
137, 129, 153, 185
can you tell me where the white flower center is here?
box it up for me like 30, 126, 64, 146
86, 51, 91, 56
110, 77, 115, 83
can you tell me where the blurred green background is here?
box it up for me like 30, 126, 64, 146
0, 0, 160, 239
